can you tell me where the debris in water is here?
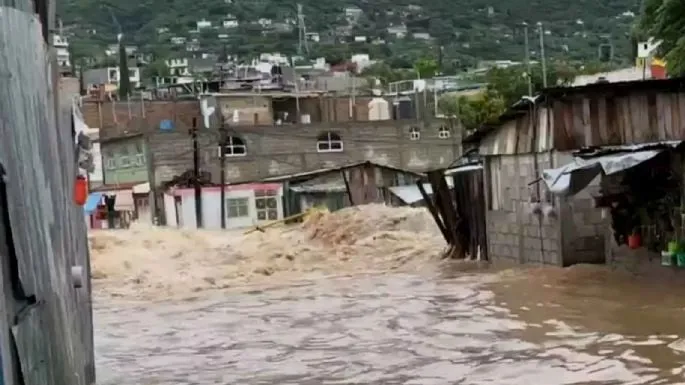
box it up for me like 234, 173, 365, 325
88, 204, 446, 300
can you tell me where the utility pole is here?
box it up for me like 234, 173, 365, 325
537, 22, 547, 88
191, 117, 202, 228
522, 22, 533, 97
296, 4, 309, 56
219, 120, 227, 229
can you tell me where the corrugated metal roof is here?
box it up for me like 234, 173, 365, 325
542, 145, 676, 196
389, 184, 433, 204
290, 182, 347, 193
543, 76, 685, 98
234, 160, 425, 185
389, 179, 454, 204
444, 164, 483, 175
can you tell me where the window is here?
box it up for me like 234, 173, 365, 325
316, 132, 343, 153
106, 157, 117, 170
254, 189, 278, 220
108, 69, 118, 82
409, 127, 420, 140
488, 157, 502, 210
135, 153, 146, 166
438, 126, 450, 139
119, 147, 130, 168
227, 198, 249, 218
218, 136, 247, 157
119, 156, 131, 168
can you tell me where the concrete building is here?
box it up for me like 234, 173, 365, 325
83, 65, 142, 90
164, 182, 285, 229
466, 78, 685, 268
164, 161, 424, 230
99, 134, 149, 186
53, 34, 71, 71
81, 96, 459, 224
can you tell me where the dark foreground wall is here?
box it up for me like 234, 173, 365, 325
0, 4, 94, 385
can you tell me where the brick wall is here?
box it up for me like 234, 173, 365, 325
484, 154, 562, 265
81, 96, 418, 139
82, 99, 203, 139
148, 119, 459, 184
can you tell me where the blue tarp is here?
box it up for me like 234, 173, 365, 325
83, 192, 103, 215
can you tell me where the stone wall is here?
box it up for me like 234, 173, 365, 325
484, 153, 562, 265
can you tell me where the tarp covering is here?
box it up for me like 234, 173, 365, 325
542, 150, 664, 196
113, 190, 135, 211
83, 192, 103, 215
132, 182, 150, 194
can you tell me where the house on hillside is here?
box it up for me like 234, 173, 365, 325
465, 77, 685, 269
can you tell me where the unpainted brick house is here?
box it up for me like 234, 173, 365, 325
82, 94, 460, 186
467, 78, 685, 267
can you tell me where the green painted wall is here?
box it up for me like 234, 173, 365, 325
102, 137, 148, 185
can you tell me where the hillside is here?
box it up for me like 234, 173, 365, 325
59, 0, 641, 68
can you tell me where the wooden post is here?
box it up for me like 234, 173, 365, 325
191, 117, 202, 228
417, 180, 449, 243
219, 121, 227, 229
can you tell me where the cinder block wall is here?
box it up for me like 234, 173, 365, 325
484, 154, 562, 265
555, 152, 607, 266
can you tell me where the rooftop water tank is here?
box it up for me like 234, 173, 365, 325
368, 97, 390, 121
393, 97, 414, 120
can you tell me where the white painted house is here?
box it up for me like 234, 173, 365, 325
53, 34, 71, 68
164, 183, 285, 229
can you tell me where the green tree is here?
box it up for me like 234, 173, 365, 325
143, 59, 170, 79
361, 62, 415, 85
446, 61, 617, 130
638, 0, 685, 75
481, 61, 615, 106
439, 89, 506, 130
413, 58, 438, 79
60, 0, 639, 66
118, 40, 131, 99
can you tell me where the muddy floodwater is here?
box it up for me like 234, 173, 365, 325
90, 206, 685, 384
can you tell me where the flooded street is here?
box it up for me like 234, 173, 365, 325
94, 268, 685, 385
90, 206, 685, 384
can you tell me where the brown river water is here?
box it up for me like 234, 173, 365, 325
90, 205, 685, 384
